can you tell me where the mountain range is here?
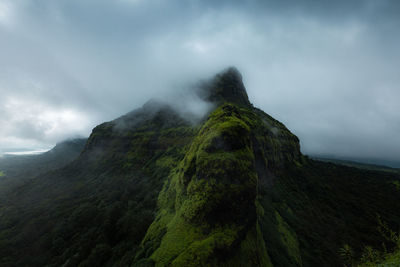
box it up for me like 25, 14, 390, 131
0, 68, 399, 266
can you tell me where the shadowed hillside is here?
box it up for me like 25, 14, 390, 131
0, 68, 399, 267
0, 139, 86, 198
0, 139, 87, 179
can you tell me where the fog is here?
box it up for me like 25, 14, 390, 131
0, 0, 399, 165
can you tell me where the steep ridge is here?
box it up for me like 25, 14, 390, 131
135, 70, 303, 265
197, 67, 251, 106
0, 68, 399, 267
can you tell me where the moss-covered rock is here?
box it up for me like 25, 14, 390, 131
2, 67, 400, 267
135, 101, 304, 266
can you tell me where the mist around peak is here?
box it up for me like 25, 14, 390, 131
1, 0, 400, 163
108, 67, 251, 134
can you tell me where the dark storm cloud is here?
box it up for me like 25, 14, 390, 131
0, 0, 399, 165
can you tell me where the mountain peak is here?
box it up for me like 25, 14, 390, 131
222, 66, 243, 80
2, 67, 400, 267
198, 67, 251, 106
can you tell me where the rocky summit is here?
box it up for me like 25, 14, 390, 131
0, 68, 399, 267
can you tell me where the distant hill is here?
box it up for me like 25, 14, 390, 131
312, 157, 400, 174
0, 68, 399, 266
0, 138, 87, 179
0, 138, 86, 194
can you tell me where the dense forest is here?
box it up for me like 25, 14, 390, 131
0, 68, 399, 266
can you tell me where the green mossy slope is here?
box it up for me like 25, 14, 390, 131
135, 103, 302, 266
1, 68, 400, 267
0, 104, 197, 267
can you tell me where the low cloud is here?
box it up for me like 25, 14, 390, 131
0, 96, 91, 152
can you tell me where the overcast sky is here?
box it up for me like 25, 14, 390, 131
0, 0, 399, 164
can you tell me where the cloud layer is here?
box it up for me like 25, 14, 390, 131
1, 0, 399, 164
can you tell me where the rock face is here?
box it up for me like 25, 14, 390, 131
197, 67, 251, 106
72, 67, 303, 266
132, 68, 303, 266
1, 68, 400, 267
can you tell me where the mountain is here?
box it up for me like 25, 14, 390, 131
0, 139, 87, 179
0, 68, 399, 267
0, 138, 86, 197
312, 157, 400, 174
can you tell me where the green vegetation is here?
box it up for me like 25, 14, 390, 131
392, 180, 400, 190
336, 217, 400, 266
0, 139, 87, 180
0, 139, 86, 205
275, 211, 302, 266
267, 161, 400, 267
314, 157, 400, 174
0, 106, 195, 267
137, 104, 266, 266
0, 68, 399, 266
375, 250, 400, 266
